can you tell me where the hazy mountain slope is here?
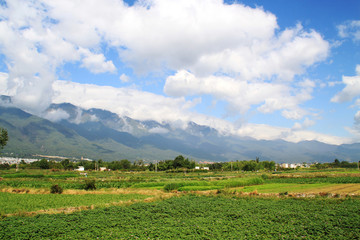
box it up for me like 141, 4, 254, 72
1, 101, 359, 163
0, 106, 183, 161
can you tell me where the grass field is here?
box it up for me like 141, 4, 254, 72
0, 168, 360, 239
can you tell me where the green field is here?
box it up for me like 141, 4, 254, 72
1, 195, 359, 239
1, 168, 360, 239
0, 192, 151, 215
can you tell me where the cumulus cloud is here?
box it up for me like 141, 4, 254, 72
337, 20, 360, 42
165, 70, 315, 119
79, 48, 116, 74
331, 65, 360, 103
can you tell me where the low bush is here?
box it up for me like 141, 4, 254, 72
84, 180, 96, 191
50, 184, 63, 194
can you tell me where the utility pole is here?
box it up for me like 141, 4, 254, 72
155, 160, 157, 172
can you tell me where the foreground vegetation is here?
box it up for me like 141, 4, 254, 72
1, 195, 359, 239
0, 167, 359, 239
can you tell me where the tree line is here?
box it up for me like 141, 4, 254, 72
313, 159, 359, 169
207, 158, 275, 171
0, 155, 277, 172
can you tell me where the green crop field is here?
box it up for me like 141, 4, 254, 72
1, 168, 360, 239
1, 195, 359, 239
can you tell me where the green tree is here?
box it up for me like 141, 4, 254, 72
148, 162, 155, 171
119, 159, 131, 169
38, 158, 50, 169
0, 128, 8, 149
243, 160, 258, 171
61, 159, 73, 170
173, 155, 185, 168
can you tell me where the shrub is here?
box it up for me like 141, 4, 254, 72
84, 180, 96, 190
261, 174, 269, 180
50, 184, 63, 194
163, 183, 182, 192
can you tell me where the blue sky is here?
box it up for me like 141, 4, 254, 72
0, 0, 359, 144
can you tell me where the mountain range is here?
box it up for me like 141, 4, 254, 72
0, 95, 359, 163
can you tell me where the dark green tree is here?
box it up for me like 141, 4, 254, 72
119, 159, 131, 169
0, 128, 8, 149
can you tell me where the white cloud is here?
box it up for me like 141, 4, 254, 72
292, 118, 315, 131
52, 80, 200, 124
337, 20, 360, 42
79, 48, 116, 74
191, 24, 329, 80
236, 123, 350, 145
119, 73, 130, 83
0, 72, 8, 95
148, 127, 169, 134
165, 70, 314, 119
354, 110, 360, 125
331, 65, 360, 103
38, 0, 328, 78
43, 108, 70, 122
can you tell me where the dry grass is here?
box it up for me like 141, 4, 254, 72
297, 184, 360, 195
0, 188, 48, 194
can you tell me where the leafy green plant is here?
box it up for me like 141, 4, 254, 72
163, 182, 183, 192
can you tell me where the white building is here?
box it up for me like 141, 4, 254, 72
75, 166, 85, 171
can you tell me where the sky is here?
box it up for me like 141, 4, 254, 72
0, 0, 359, 145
